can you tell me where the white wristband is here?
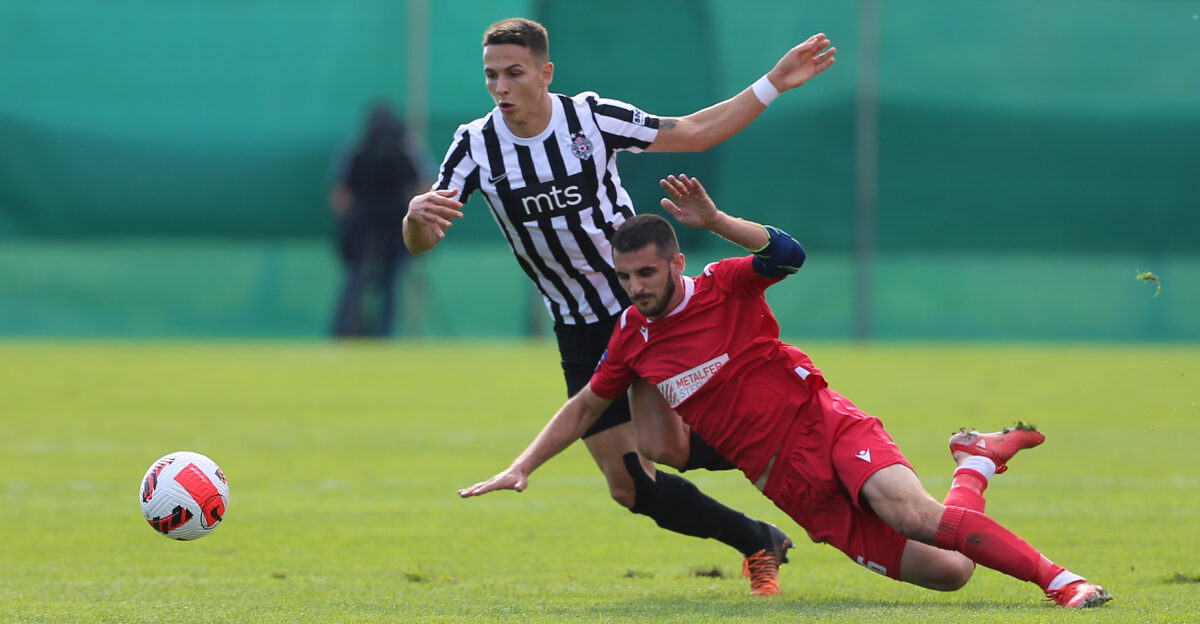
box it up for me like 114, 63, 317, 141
751, 74, 780, 107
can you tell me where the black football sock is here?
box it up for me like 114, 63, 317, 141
682, 430, 737, 472
623, 452, 769, 557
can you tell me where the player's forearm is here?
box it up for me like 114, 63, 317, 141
511, 391, 607, 475
704, 212, 771, 251
706, 212, 806, 277
650, 35, 833, 154
651, 89, 765, 153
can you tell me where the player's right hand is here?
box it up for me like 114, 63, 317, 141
406, 189, 464, 239
458, 466, 529, 498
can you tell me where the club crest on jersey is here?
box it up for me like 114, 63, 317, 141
569, 132, 594, 160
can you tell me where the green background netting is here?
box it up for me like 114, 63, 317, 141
1, 0, 1196, 338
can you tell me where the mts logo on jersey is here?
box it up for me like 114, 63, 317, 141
521, 184, 582, 216
503, 173, 594, 222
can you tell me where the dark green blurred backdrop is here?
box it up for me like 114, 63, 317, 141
1, 0, 1196, 339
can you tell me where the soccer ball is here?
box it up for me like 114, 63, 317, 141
139, 451, 229, 540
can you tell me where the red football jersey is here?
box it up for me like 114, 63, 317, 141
590, 256, 826, 483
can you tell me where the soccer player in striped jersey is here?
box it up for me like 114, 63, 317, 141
405, 18, 835, 595
460, 174, 1112, 609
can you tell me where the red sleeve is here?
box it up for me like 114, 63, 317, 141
705, 256, 782, 298
588, 319, 638, 400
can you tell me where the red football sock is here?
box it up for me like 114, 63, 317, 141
935, 506, 1065, 590
943, 468, 988, 512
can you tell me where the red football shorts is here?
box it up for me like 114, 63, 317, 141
762, 387, 912, 579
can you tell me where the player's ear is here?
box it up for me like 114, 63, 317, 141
541, 60, 554, 88
672, 253, 686, 275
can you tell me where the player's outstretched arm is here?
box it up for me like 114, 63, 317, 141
659, 174, 769, 250
458, 386, 613, 498
647, 33, 835, 154
661, 174, 806, 277
403, 189, 465, 254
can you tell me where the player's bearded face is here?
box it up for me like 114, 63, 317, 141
636, 266, 678, 318
615, 247, 683, 319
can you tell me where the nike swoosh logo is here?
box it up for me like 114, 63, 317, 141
488, 171, 509, 185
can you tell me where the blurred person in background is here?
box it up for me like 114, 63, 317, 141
330, 102, 423, 337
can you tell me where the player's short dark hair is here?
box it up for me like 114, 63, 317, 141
612, 214, 679, 259
483, 18, 549, 63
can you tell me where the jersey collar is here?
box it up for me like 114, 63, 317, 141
648, 276, 695, 323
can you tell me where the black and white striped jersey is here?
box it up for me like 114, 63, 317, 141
433, 92, 660, 326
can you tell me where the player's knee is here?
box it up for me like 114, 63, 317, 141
886, 503, 942, 543
635, 437, 684, 470
600, 451, 650, 509
618, 451, 659, 512
925, 555, 975, 591
901, 543, 975, 592
607, 480, 637, 509
634, 436, 663, 462
947, 557, 975, 590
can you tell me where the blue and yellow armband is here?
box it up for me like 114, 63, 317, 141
750, 225, 806, 278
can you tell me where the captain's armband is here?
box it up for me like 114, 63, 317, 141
750, 225, 806, 278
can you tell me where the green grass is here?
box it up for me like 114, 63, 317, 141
1, 340, 1198, 623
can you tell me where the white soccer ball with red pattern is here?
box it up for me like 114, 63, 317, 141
139, 451, 229, 540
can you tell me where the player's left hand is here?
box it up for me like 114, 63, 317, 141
458, 466, 529, 498
768, 33, 836, 91
660, 174, 719, 230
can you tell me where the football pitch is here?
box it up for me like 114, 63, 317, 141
1, 340, 1197, 623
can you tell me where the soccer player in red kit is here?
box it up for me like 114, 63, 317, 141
461, 174, 1112, 609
